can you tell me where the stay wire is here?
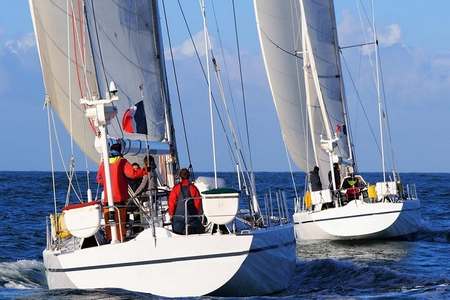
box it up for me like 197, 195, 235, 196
176, 0, 249, 176
341, 52, 381, 154
377, 49, 399, 180
50, 109, 83, 202
211, 1, 244, 148
231, 0, 255, 180
161, 0, 192, 171
71, 0, 92, 191
210, 2, 252, 190
46, 99, 58, 216
88, 0, 124, 138
177, 0, 254, 193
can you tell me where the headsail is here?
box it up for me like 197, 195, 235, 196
30, 0, 100, 161
255, 0, 353, 183
253, 0, 315, 173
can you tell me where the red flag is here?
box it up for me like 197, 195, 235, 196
122, 106, 136, 133
121, 101, 148, 135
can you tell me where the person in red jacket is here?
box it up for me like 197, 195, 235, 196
97, 143, 145, 242
168, 168, 203, 235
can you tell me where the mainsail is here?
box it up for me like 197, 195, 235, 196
255, 0, 353, 183
30, 0, 169, 164
84, 0, 167, 143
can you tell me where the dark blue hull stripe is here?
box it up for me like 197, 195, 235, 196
296, 208, 420, 224
46, 240, 296, 273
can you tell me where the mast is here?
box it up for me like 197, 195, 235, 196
200, 0, 218, 188
329, 0, 355, 171
299, 0, 337, 191
371, 1, 386, 183
152, 0, 178, 187
300, 2, 320, 173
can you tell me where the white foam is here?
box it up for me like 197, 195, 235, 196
0, 260, 46, 290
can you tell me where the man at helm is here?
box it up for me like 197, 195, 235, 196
168, 168, 203, 235
97, 143, 146, 241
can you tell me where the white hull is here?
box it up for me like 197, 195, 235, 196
44, 225, 295, 297
294, 199, 421, 241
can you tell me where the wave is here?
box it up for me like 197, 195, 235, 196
0, 260, 46, 289
285, 259, 450, 297
403, 220, 450, 243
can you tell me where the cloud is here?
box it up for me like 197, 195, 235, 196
3, 32, 36, 55
166, 29, 213, 61
338, 10, 402, 56
378, 24, 401, 46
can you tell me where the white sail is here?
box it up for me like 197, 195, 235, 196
254, 0, 316, 173
85, 0, 167, 143
30, 0, 100, 162
302, 0, 350, 160
255, 0, 352, 183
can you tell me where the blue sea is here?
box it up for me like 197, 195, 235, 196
0, 171, 449, 299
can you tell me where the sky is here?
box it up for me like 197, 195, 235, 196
0, 0, 449, 173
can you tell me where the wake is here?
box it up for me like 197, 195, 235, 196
0, 260, 46, 289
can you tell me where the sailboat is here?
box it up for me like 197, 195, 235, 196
254, 0, 421, 240
30, 0, 295, 296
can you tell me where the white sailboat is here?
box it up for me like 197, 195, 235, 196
254, 0, 421, 240
30, 0, 295, 296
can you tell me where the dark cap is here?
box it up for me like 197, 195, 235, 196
110, 143, 122, 153
179, 168, 190, 180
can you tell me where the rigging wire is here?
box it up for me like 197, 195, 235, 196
199, 0, 218, 188
50, 109, 83, 202
175, 0, 253, 190
210, 1, 244, 149
289, 0, 310, 197
65, 0, 77, 204
371, 0, 387, 182
160, 0, 192, 171
261, 29, 304, 59
88, 0, 124, 138
377, 49, 399, 180
231, 0, 255, 184
71, 0, 93, 193
341, 53, 381, 154
211, 57, 250, 190
46, 98, 58, 217
282, 137, 299, 201
209, 2, 251, 189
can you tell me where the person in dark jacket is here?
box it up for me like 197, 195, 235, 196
309, 166, 322, 191
168, 168, 203, 235
134, 155, 158, 195
328, 163, 341, 190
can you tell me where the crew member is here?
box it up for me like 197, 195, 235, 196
168, 168, 203, 235
309, 166, 322, 191
128, 163, 142, 192
134, 155, 158, 195
97, 143, 145, 242
328, 163, 341, 190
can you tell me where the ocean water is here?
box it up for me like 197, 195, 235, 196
0, 171, 449, 299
